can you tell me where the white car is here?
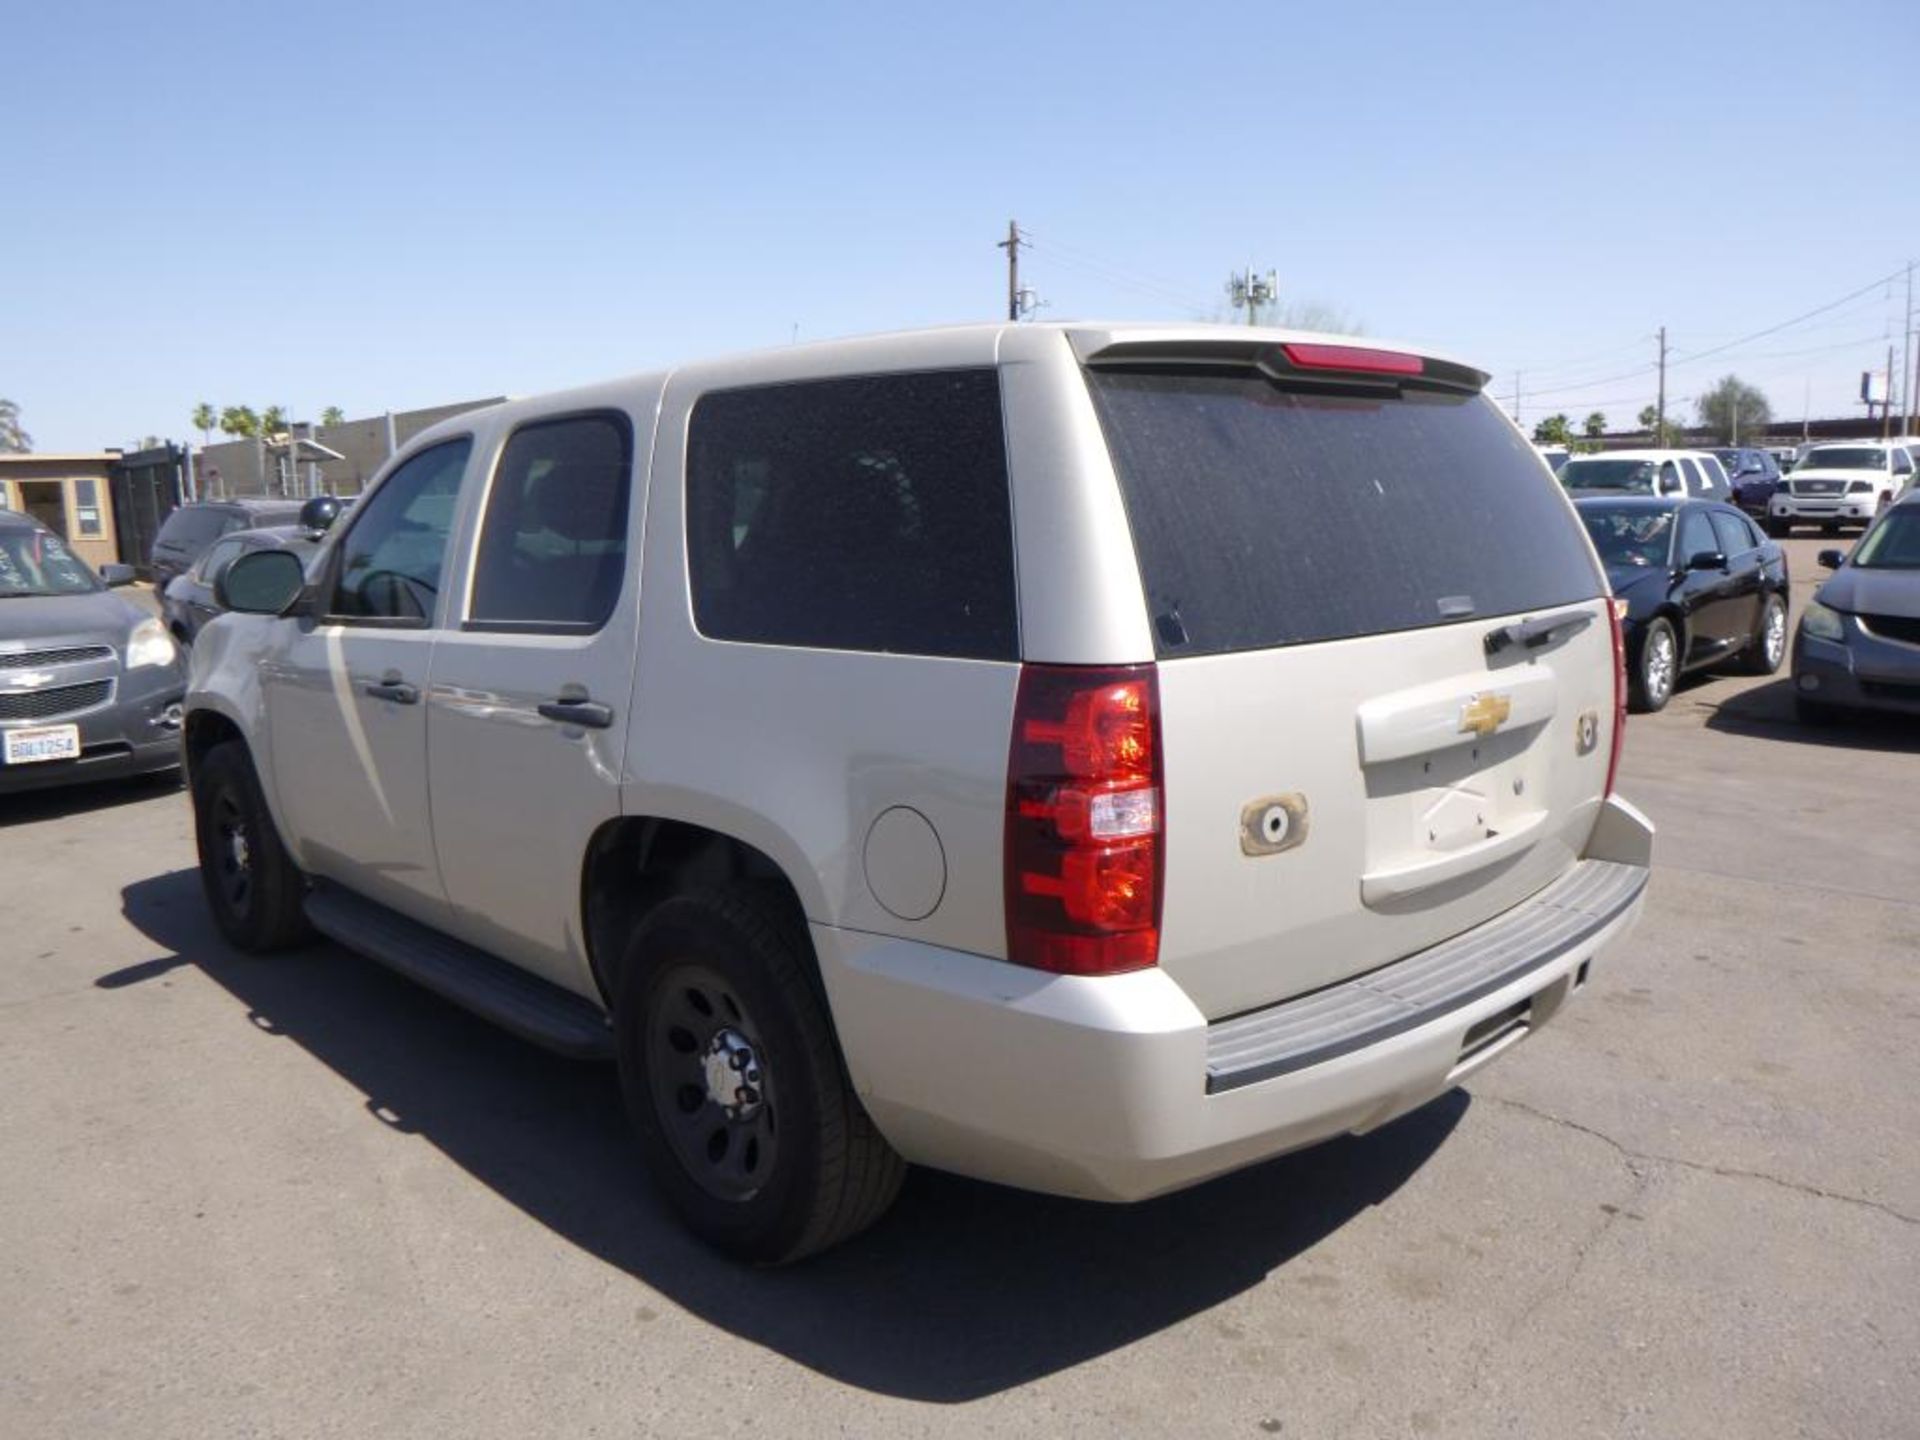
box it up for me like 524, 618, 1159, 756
1768, 443, 1916, 535
1559, 448, 1732, 502
184, 323, 1653, 1262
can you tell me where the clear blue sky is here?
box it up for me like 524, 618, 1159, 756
7, 0, 1918, 451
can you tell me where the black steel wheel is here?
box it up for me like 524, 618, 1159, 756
615, 888, 904, 1264
644, 962, 781, 1203
191, 741, 313, 952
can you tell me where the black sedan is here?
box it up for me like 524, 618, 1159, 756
1711, 447, 1784, 517
1, 508, 185, 794
1575, 496, 1791, 712
161, 523, 321, 644
1791, 491, 1920, 722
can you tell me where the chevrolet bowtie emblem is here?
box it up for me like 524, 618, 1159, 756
1459, 692, 1512, 738
5, 670, 55, 690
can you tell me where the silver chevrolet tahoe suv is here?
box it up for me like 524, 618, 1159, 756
185, 324, 1654, 1263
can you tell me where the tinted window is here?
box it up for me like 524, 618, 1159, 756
0, 527, 97, 596
1804, 448, 1887, 470
1677, 509, 1718, 562
686, 370, 1016, 660
469, 414, 633, 631
327, 439, 472, 622
1895, 449, 1914, 475
1562, 457, 1657, 492
1853, 510, 1920, 568
156, 506, 229, 552
193, 537, 247, 583
1709, 510, 1752, 556
1679, 458, 1705, 494
1085, 371, 1600, 655
1658, 461, 1681, 495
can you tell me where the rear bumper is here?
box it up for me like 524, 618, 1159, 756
818, 795, 1655, 1202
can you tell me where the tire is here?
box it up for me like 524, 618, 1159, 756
614, 888, 905, 1264
1740, 594, 1788, 675
191, 741, 314, 952
1630, 617, 1678, 713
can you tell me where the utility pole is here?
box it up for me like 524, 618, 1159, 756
997, 220, 1026, 322
1655, 326, 1668, 445
1513, 371, 1522, 428
1885, 344, 1896, 440
1226, 264, 1278, 325
1903, 260, 1915, 435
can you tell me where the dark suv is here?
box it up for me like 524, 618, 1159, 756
148, 499, 305, 591
1712, 448, 1784, 517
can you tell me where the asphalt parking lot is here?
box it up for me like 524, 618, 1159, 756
3, 539, 1915, 1440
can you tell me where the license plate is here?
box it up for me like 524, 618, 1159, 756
3, 724, 82, 765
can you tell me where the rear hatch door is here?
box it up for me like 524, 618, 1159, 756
1080, 339, 1615, 1021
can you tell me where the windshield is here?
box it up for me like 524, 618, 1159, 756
1562, 458, 1657, 492
1851, 511, 1920, 569
1803, 447, 1886, 471
0, 529, 101, 597
1581, 507, 1675, 569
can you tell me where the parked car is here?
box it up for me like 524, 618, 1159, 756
1533, 443, 1571, 474
185, 324, 1654, 1262
0, 507, 185, 793
1767, 443, 1915, 536
1711, 447, 1784, 516
1792, 490, 1920, 723
1575, 496, 1789, 712
160, 497, 342, 644
1560, 449, 1731, 502
148, 498, 306, 593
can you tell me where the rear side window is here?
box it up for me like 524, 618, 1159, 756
685, 370, 1017, 660
1709, 510, 1752, 556
469, 413, 633, 632
1084, 370, 1601, 656
1676, 509, 1717, 563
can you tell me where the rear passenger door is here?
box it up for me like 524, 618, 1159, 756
426, 410, 643, 996
1707, 507, 1762, 638
1672, 505, 1738, 660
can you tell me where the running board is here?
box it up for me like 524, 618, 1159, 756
304, 886, 615, 1061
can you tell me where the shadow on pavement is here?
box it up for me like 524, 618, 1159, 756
0, 768, 182, 828
1700, 677, 1920, 755
111, 867, 1466, 1402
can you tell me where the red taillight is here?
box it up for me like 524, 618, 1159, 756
1279, 342, 1425, 376
1006, 664, 1163, 976
1606, 598, 1628, 796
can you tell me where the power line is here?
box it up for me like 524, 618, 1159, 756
1668, 264, 1909, 368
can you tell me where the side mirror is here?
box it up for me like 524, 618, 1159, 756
1685, 550, 1728, 572
217, 548, 306, 615
1818, 549, 1845, 571
98, 563, 136, 587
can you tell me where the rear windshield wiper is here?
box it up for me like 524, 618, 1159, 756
1483, 608, 1593, 657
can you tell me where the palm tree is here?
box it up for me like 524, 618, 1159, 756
320, 406, 345, 428
1583, 411, 1607, 439
0, 397, 30, 453
260, 405, 288, 439
191, 402, 217, 448
219, 405, 259, 439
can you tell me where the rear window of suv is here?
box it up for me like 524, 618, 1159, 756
1085, 368, 1602, 656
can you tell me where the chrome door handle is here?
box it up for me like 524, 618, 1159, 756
364, 680, 419, 704
537, 698, 614, 729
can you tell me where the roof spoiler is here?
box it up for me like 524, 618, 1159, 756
1073, 333, 1489, 394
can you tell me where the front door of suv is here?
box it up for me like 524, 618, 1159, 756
425, 411, 641, 997
263, 437, 473, 924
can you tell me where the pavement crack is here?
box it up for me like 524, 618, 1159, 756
1482, 1093, 1919, 1227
